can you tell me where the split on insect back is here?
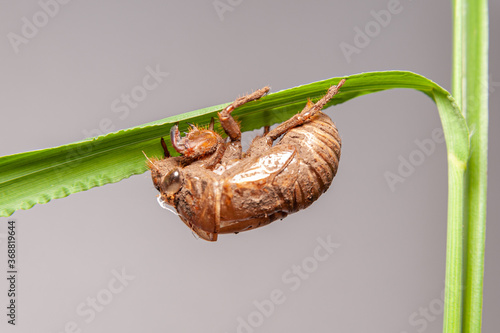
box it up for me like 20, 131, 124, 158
147, 80, 345, 241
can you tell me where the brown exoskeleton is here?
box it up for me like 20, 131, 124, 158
148, 79, 345, 241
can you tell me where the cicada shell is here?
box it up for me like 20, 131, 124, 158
148, 79, 345, 241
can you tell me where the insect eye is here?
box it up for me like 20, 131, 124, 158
162, 169, 182, 195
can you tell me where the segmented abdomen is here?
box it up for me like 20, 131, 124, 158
276, 112, 341, 212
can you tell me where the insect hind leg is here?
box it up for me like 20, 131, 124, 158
266, 79, 345, 141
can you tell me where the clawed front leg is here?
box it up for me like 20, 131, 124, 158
170, 122, 222, 160
218, 86, 270, 141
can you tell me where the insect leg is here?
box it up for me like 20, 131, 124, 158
263, 125, 270, 135
208, 117, 215, 131
266, 79, 345, 141
160, 137, 171, 158
218, 86, 270, 141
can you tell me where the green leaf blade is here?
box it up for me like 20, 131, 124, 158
0, 71, 468, 223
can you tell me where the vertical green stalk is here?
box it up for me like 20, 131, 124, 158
442, 160, 466, 333
451, 0, 465, 111
439, 98, 465, 333
442, 3, 467, 332
449, 0, 489, 332
462, 0, 489, 332
443, 2, 465, 332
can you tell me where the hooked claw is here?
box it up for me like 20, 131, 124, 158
170, 124, 189, 155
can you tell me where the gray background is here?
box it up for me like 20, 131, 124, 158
0, 0, 498, 332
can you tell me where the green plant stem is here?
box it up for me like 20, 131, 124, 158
444, 161, 466, 333
448, 0, 489, 332
461, 0, 489, 332
435, 91, 466, 333
443, 2, 465, 332
451, 0, 464, 111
